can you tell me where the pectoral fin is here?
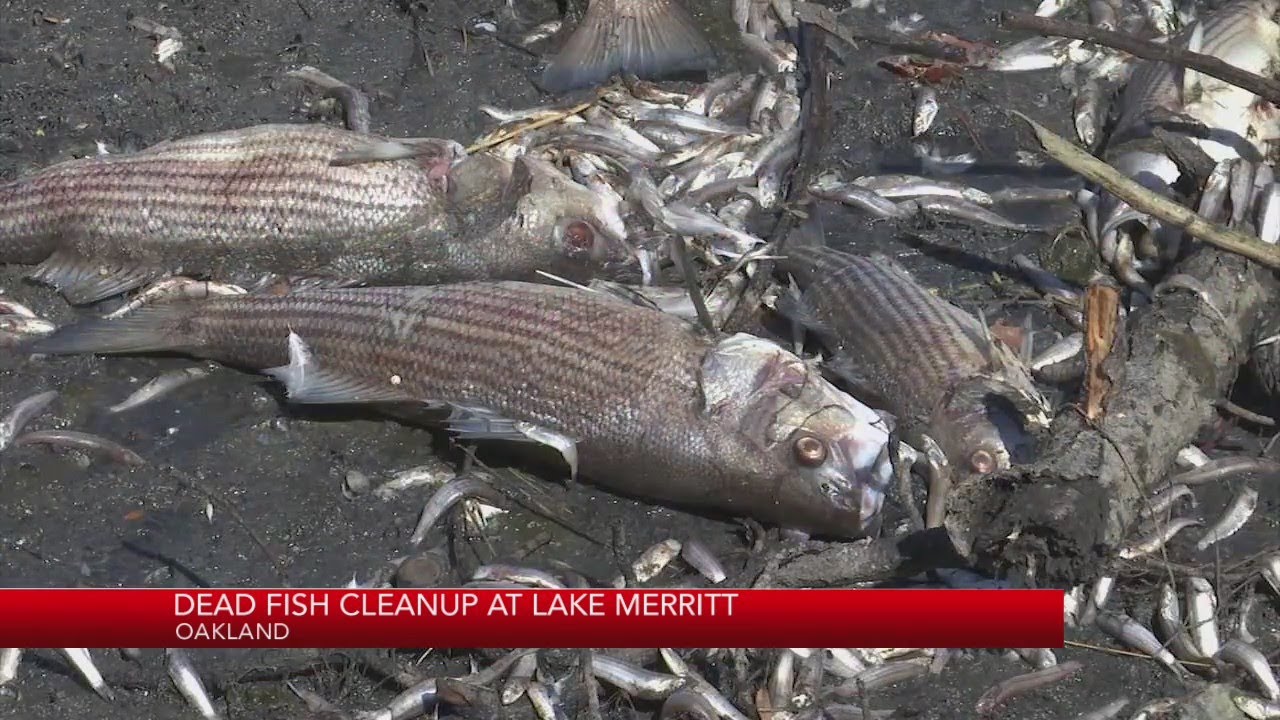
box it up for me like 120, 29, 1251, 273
445, 403, 579, 480
264, 331, 418, 404
29, 250, 162, 306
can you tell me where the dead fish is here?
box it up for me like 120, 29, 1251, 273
986, 36, 1078, 71
1218, 639, 1280, 700
1030, 333, 1084, 372
912, 86, 939, 137
107, 367, 211, 413
1168, 456, 1280, 485
541, 0, 714, 93
591, 654, 684, 700
1237, 694, 1280, 719
1185, 577, 1220, 658
1117, 516, 1201, 559
31, 282, 894, 539
810, 182, 908, 219
14, 429, 146, 466
975, 661, 1084, 715
0, 315, 56, 340
0, 125, 454, 302
410, 474, 504, 545
1095, 611, 1185, 676
0, 649, 21, 685
1260, 553, 1280, 597
0, 389, 58, 452
61, 648, 114, 702
1113, 0, 1280, 161
2, 127, 637, 303
1012, 648, 1057, 670
502, 652, 539, 705
852, 175, 993, 205
1154, 582, 1204, 663
776, 241, 1049, 486
167, 648, 220, 719
680, 538, 727, 583
1138, 484, 1195, 519
903, 196, 1038, 231
473, 565, 565, 589
1196, 486, 1259, 550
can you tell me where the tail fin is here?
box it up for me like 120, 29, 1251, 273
28, 304, 194, 356
541, 0, 714, 93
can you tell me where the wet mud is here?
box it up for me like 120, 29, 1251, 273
2, 0, 1277, 718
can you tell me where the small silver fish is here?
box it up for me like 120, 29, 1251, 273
1196, 486, 1259, 550
1219, 639, 1280, 701
1186, 576, 1220, 658
1117, 517, 1201, 559
912, 86, 939, 137
167, 648, 220, 719
1095, 612, 1183, 675
108, 367, 211, 413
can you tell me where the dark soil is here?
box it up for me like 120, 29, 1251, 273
1, 0, 1275, 718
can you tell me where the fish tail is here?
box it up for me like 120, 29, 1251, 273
28, 304, 198, 356
541, 0, 714, 93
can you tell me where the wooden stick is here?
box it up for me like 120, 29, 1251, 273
1001, 11, 1280, 104
1011, 110, 1280, 270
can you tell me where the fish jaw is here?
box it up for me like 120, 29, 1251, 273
701, 333, 893, 537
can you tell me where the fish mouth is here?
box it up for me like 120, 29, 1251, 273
817, 413, 894, 534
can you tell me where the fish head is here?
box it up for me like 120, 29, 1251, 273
930, 382, 1039, 479
505, 155, 637, 275
702, 334, 894, 537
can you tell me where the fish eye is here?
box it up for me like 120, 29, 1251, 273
563, 220, 596, 251
792, 434, 827, 467
969, 448, 996, 474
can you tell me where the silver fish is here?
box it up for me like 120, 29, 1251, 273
1196, 486, 1259, 550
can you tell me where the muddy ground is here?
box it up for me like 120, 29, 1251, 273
1, 0, 1278, 718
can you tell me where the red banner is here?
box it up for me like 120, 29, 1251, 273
0, 589, 1062, 648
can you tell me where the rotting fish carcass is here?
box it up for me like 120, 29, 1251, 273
30, 281, 895, 539
0, 124, 635, 306
1083, 0, 1280, 288
774, 231, 1051, 528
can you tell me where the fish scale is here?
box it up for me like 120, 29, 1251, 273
32, 281, 894, 539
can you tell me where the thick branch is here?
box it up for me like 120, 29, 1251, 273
946, 246, 1278, 584
1001, 11, 1280, 105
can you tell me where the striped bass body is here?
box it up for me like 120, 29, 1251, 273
0, 124, 633, 304
30, 281, 895, 539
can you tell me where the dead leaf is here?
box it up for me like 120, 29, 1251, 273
988, 318, 1024, 352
